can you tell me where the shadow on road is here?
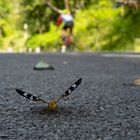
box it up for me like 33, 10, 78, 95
30, 105, 96, 120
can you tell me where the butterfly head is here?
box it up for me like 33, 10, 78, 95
48, 100, 58, 110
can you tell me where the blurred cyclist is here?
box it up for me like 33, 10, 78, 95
56, 10, 74, 52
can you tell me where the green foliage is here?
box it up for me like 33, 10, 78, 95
73, 1, 140, 51
22, 0, 64, 34
73, 1, 121, 51
104, 9, 140, 51
26, 23, 61, 51
0, 0, 140, 52
22, 0, 50, 34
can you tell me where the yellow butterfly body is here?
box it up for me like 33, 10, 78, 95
48, 100, 58, 110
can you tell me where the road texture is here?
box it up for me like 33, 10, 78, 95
0, 52, 140, 140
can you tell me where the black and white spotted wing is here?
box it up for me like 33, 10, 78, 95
15, 89, 47, 103
57, 78, 82, 101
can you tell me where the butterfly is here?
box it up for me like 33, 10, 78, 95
15, 78, 82, 110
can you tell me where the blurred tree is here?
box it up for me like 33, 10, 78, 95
64, 0, 70, 11
0, 0, 140, 52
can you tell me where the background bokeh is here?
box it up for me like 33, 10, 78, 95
0, 0, 140, 52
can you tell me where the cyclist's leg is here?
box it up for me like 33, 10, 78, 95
65, 27, 73, 48
61, 22, 73, 52
60, 28, 67, 53
61, 29, 66, 41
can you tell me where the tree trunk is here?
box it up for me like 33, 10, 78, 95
45, 0, 62, 14
64, 0, 70, 13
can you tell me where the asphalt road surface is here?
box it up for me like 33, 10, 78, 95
0, 52, 140, 140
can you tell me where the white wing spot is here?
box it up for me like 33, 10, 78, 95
24, 92, 29, 97
72, 84, 77, 88
30, 96, 34, 100
68, 89, 71, 93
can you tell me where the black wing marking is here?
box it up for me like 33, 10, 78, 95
57, 78, 82, 102
15, 89, 47, 103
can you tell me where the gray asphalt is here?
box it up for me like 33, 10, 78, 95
0, 53, 140, 140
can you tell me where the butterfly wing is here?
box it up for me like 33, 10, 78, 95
56, 78, 82, 102
15, 89, 47, 103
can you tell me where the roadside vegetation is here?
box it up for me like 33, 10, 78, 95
0, 0, 140, 52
